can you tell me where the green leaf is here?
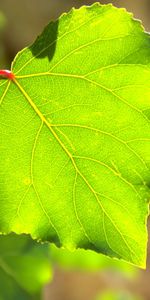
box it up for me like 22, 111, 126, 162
0, 233, 52, 300
0, 3, 150, 267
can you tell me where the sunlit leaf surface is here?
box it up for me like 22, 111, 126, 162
1, 3, 150, 267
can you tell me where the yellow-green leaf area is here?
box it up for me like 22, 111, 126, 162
1, 3, 150, 268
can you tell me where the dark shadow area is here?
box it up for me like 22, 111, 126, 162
28, 0, 111, 61
29, 19, 58, 61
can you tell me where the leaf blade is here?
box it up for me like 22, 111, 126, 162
1, 3, 150, 267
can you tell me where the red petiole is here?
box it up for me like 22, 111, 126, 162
0, 70, 15, 80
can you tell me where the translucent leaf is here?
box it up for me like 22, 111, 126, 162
1, 3, 150, 267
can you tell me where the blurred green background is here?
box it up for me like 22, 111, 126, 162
0, 1, 150, 300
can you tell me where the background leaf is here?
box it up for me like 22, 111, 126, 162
95, 290, 142, 300
1, 3, 150, 267
0, 11, 6, 68
0, 233, 52, 300
50, 244, 137, 277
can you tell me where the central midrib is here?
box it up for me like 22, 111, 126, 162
13, 77, 94, 244
14, 77, 76, 166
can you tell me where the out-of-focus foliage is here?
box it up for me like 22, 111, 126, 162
0, 234, 52, 300
50, 245, 137, 279
0, 12, 5, 32
95, 290, 143, 300
0, 234, 139, 300
0, 11, 7, 68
